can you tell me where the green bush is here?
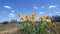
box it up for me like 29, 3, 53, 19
2, 21, 9, 24
51, 15, 60, 22
10, 19, 17, 23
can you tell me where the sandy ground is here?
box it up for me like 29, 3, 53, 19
0, 28, 18, 34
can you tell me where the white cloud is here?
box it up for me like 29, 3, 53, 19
49, 5, 56, 9
39, 12, 44, 14
56, 12, 59, 14
49, 13, 52, 16
3, 5, 12, 9
9, 13, 15, 17
33, 6, 38, 9
11, 10, 14, 13
9, 10, 15, 17
41, 6, 44, 8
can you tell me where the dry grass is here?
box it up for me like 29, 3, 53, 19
0, 23, 21, 31
0, 23, 23, 34
48, 22, 60, 34
0, 22, 60, 34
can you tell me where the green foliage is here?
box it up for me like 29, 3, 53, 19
10, 19, 17, 23
18, 23, 48, 34
2, 21, 9, 24
51, 15, 60, 22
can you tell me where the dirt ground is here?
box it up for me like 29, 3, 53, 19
0, 28, 19, 34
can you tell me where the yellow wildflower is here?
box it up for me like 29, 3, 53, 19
26, 18, 29, 23
20, 16, 24, 20
29, 16, 32, 18
24, 14, 29, 18
40, 16, 45, 19
31, 19, 36, 23
45, 15, 49, 19
24, 14, 29, 23
31, 13, 36, 17
18, 13, 22, 17
38, 18, 42, 20
46, 19, 51, 24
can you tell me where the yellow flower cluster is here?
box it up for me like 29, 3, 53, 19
38, 15, 51, 24
24, 14, 29, 23
18, 13, 51, 24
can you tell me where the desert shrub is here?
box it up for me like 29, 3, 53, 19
2, 21, 9, 24
51, 15, 60, 22
10, 19, 17, 24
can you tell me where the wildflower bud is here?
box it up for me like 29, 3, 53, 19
29, 16, 32, 18
18, 13, 22, 17
40, 16, 45, 19
45, 15, 49, 19
31, 13, 36, 17
21, 17, 24, 20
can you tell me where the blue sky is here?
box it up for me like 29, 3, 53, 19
0, 0, 60, 22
